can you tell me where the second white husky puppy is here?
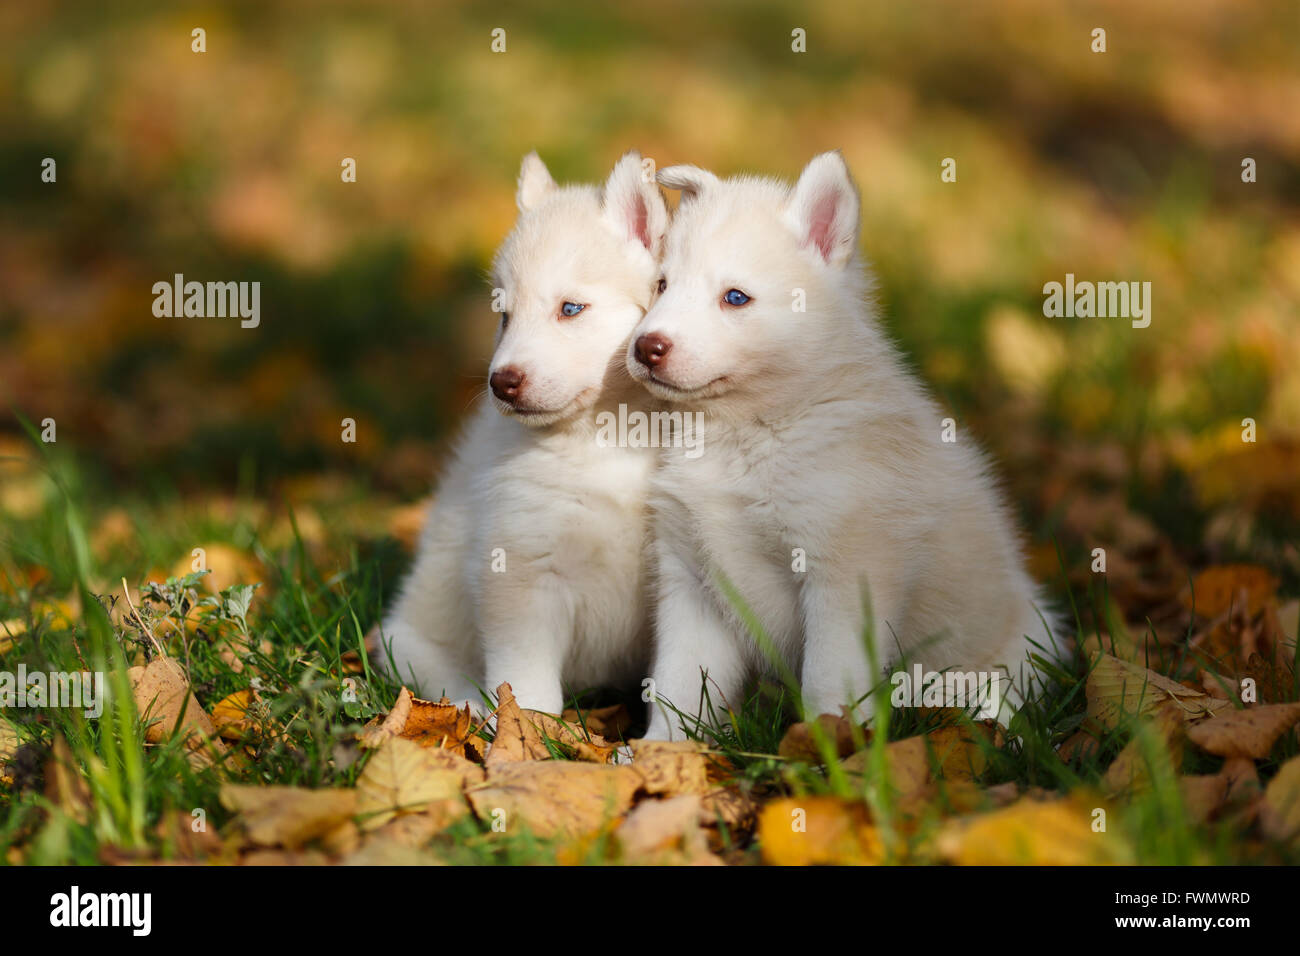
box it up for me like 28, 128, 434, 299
627, 152, 1058, 739
379, 151, 667, 714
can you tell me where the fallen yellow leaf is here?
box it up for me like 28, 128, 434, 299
467, 761, 640, 839
1086, 654, 1229, 729
758, 796, 883, 866
356, 736, 466, 832
211, 689, 261, 741
937, 796, 1131, 865
1260, 754, 1300, 844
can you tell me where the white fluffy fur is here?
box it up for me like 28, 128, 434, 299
627, 151, 1061, 738
377, 151, 666, 714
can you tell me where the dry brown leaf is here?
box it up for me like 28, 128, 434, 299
401, 695, 479, 758
467, 761, 640, 839
342, 834, 444, 866
1260, 754, 1300, 843
220, 784, 357, 849
128, 657, 227, 764
487, 683, 613, 764
1198, 668, 1239, 699
893, 724, 992, 783
1188, 598, 1289, 684
1179, 775, 1230, 824
1079, 629, 1163, 666
356, 736, 466, 832
0, 717, 18, 785
631, 739, 712, 796
1186, 702, 1300, 759
841, 724, 994, 815
630, 740, 753, 830
1086, 654, 1230, 729
1058, 729, 1101, 764
758, 796, 883, 865
153, 809, 225, 860
1102, 703, 1186, 796
561, 703, 632, 741
700, 786, 758, 833
984, 781, 1026, 807
360, 686, 414, 749
777, 712, 865, 761
419, 746, 486, 789
238, 848, 333, 866
319, 820, 362, 857
0, 620, 21, 653
615, 795, 722, 865
485, 683, 545, 764
936, 796, 1131, 865
1277, 600, 1299, 649
364, 812, 440, 850
1221, 756, 1261, 803
1241, 651, 1292, 705
1182, 564, 1277, 619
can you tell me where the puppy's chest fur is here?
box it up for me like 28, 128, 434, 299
484, 423, 656, 578
653, 418, 818, 641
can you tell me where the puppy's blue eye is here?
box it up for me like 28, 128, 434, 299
561, 302, 585, 317
723, 289, 750, 307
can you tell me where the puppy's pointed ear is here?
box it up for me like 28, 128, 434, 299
784, 151, 860, 268
516, 151, 557, 211
656, 164, 719, 203
602, 151, 669, 256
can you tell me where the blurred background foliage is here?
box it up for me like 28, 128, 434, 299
2, 0, 1299, 594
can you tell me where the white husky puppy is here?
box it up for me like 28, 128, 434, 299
626, 152, 1059, 739
378, 151, 667, 715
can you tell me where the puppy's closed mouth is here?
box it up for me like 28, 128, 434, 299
499, 386, 599, 422
644, 372, 730, 400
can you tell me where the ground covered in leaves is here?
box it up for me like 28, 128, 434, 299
2, 434, 1299, 864
3, 0, 1299, 865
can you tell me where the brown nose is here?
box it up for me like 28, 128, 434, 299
490, 366, 525, 402
634, 333, 672, 368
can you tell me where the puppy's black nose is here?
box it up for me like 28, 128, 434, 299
635, 333, 672, 368
490, 366, 525, 402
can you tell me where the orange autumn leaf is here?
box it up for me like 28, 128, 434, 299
758, 796, 884, 866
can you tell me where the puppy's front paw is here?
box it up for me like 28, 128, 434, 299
641, 707, 678, 741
